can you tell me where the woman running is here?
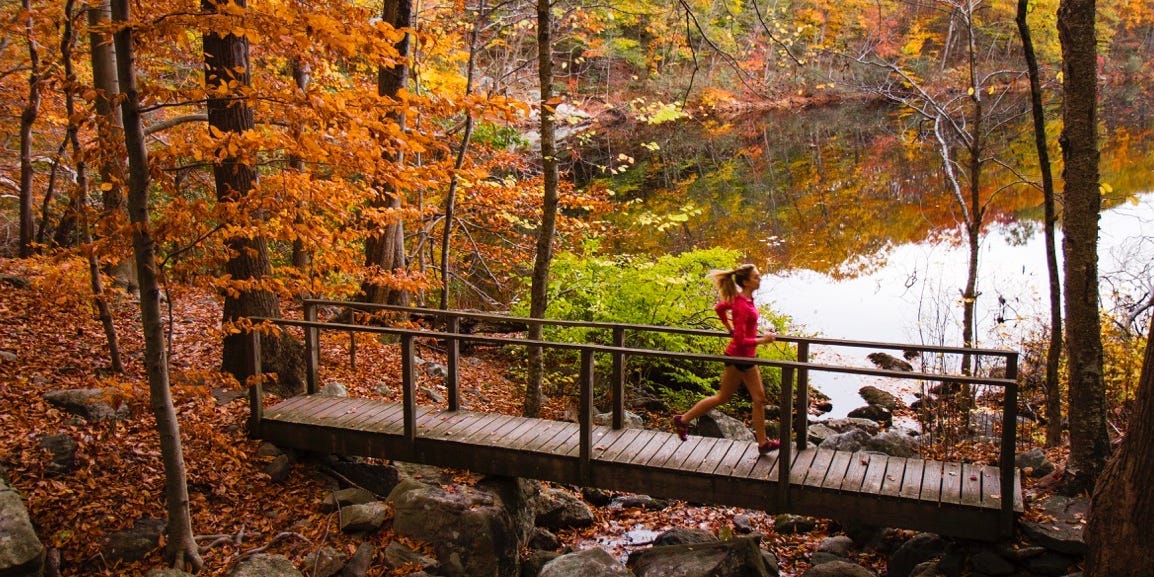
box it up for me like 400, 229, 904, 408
672, 264, 780, 455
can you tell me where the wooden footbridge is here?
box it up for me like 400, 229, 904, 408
247, 301, 1023, 541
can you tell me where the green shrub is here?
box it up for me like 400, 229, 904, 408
515, 247, 793, 408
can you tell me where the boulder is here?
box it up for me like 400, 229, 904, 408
301, 547, 345, 577
1019, 495, 1087, 555
102, 517, 166, 564
801, 560, 876, 577
652, 528, 718, 546
859, 386, 902, 411
692, 410, 756, 442
866, 352, 913, 372
321, 488, 376, 512
593, 411, 645, 429
384, 541, 438, 573
318, 383, 348, 397
628, 535, 773, 577
326, 462, 400, 498
819, 418, 882, 436
536, 487, 595, 531
887, 533, 947, 577
816, 536, 855, 558
229, 554, 303, 577
40, 434, 77, 476
389, 480, 524, 577
338, 502, 389, 533
541, 548, 628, 577
340, 542, 374, 577
0, 481, 44, 577
610, 494, 665, 511
521, 551, 562, 577
847, 405, 893, 427
1014, 448, 1056, 478
44, 388, 129, 422
772, 514, 817, 534
864, 430, 919, 458
819, 429, 871, 453
528, 527, 562, 551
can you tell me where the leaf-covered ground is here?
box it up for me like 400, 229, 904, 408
0, 257, 1063, 576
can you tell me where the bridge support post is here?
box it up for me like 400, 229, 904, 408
304, 302, 319, 394
795, 342, 809, 449
401, 334, 416, 444
778, 366, 795, 509
446, 315, 460, 411
579, 349, 594, 484
1000, 353, 1019, 536
612, 327, 625, 429
247, 329, 263, 437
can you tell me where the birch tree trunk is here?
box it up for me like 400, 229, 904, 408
111, 0, 201, 569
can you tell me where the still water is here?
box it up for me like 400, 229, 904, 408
757, 193, 1154, 417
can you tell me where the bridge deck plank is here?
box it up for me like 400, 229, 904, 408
257, 396, 1021, 540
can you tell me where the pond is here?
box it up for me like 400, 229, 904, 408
761, 191, 1154, 417
589, 97, 1154, 417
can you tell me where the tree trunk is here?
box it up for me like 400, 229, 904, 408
111, 0, 201, 569
440, 0, 484, 310
525, 0, 559, 418
1085, 317, 1154, 576
203, 0, 292, 387
87, 0, 125, 214
361, 0, 413, 307
18, 0, 41, 258
63, 0, 123, 372
290, 59, 311, 272
1016, 0, 1064, 447
1058, 0, 1109, 492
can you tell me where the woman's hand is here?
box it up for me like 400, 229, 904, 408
757, 327, 779, 344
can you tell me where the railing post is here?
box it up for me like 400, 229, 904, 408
247, 329, 263, 436
1000, 353, 1020, 536
579, 349, 595, 484
795, 342, 810, 449
304, 302, 319, 394
778, 366, 794, 509
612, 327, 625, 429
446, 315, 460, 411
401, 334, 416, 445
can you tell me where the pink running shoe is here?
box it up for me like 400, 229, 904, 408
758, 440, 781, 454
672, 415, 689, 441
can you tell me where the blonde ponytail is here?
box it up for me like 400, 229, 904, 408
708, 264, 757, 302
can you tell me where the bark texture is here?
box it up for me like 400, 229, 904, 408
361, 0, 413, 307
202, 0, 296, 390
1058, 0, 1109, 491
1085, 319, 1154, 575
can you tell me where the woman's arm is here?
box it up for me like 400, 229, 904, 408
714, 301, 734, 333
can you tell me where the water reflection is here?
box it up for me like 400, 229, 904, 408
759, 192, 1154, 417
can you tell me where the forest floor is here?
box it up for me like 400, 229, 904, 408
0, 256, 1065, 577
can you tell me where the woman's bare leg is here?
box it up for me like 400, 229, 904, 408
681, 365, 743, 422
742, 369, 768, 446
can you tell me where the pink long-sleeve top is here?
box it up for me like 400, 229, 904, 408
715, 294, 760, 358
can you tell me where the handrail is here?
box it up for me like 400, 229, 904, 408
249, 308, 1021, 535
301, 299, 1019, 358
